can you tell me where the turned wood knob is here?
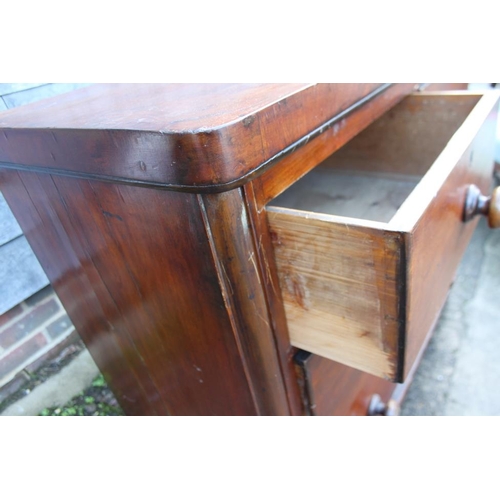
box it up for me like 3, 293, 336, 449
463, 185, 500, 228
367, 394, 399, 416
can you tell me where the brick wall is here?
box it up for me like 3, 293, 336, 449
0, 286, 76, 385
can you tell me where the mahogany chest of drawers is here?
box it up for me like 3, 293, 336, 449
0, 83, 497, 415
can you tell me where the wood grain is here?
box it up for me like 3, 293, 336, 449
0, 83, 419, 415
488, 187, 500, 228
402, 94, 499, 378
319, 93, 481, 177
295, 351, 396, 416
0, 83, 386, 191
0, 170, 264, 415
266, 208, 404, 380
198, 189, 291, 415
244, 181, 304, 415
3, 84, 492, 415
294, 294, 437, 416
268, 92, 499, 382
419, 83, 468, 92
254, 83, 417, 208
0, 171, 162, 415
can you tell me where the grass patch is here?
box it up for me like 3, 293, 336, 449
38, 374, 124, 416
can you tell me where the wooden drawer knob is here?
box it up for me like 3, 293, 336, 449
463, 185, 500, 228
367, 394, 400, 416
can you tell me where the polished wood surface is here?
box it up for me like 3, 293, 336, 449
198, 189, 292, 415
0, 83, 309, 130
0, 83, 386, 191
6, 83, 484, 415
295, 351, 396, 416
463, 184, 500, 228
489, 188, 500, 227
400, 93, 499, 378
254, 83, 417, 208
267, 92, 499, 382
0, 171, 265, 415
243, 181, 304, 415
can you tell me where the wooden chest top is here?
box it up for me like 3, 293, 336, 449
0, 83, 386, 191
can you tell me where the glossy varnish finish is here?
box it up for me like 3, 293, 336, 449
198, 189, 291, 415
253, 83, 418, 208
0, 170, 267, 415
295, 351, 396, 416
0, 84, 423, 415
243, 181, 304, 415
400, 95, 499, 377
0, 83, 385, 191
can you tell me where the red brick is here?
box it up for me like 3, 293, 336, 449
0, 299, 60, 349
23, 330, 79, 374
46, 314, 72, 339
0, 333, 48, 380
0, 304, 24, 329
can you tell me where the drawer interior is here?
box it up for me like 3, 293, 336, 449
266, 92, 497, 382
270, 168, 419, 223
269, 93, 482, 222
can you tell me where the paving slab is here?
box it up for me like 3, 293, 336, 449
443, 229, 500, 415
1, 350, 100, 416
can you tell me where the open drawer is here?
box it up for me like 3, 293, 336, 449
267, 92, 499, 383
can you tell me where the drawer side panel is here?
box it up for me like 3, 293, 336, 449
404, 102, 499, 378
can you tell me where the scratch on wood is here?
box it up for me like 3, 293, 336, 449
102, 210, 123, 222
257, 235, 277, 289
219, 261, 234, 296
262, 252, 278, 294
255, 310, 270, 328
248, 251, 261, 285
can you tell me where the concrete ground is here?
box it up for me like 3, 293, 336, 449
2, 204, 499, 416
401, 215, 500, 415
1, 350, 99, 416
